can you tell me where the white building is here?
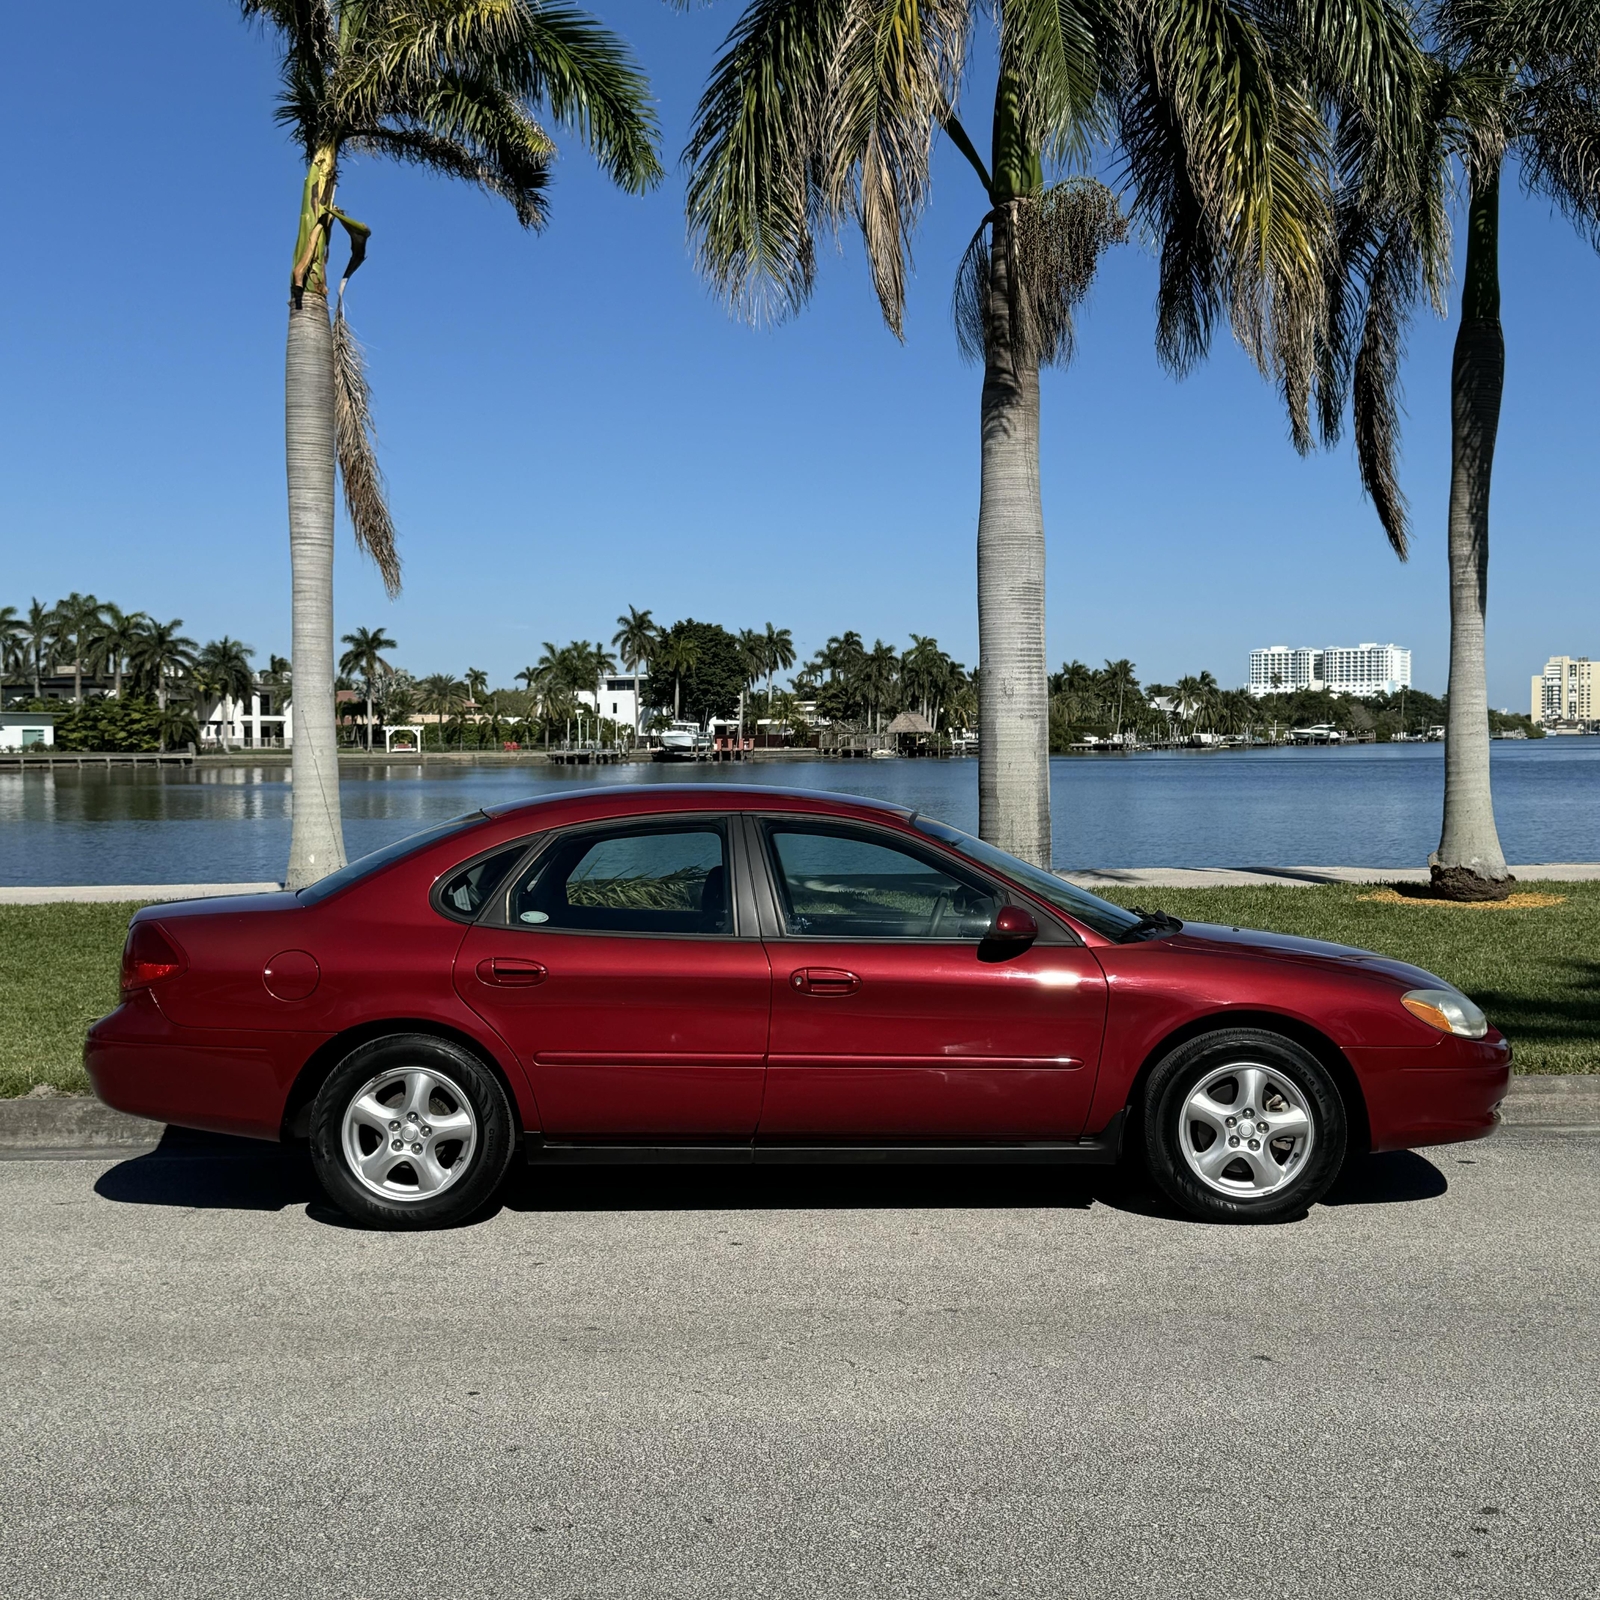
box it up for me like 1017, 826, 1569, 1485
0, 711, 55, 750
1249, 643, 1411, 698
1531, 656, 1595, 725
578, 674, 648, 730
198, 690, 293, 749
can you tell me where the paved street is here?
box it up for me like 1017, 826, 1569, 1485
2, 1128, 1596, 1599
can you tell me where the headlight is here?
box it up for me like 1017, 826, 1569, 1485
1401, 988, 1489, 1040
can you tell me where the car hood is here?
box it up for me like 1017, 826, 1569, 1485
1166, 921, 1449, 991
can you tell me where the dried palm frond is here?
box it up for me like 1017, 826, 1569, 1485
953, 178, 1126, 366
332, 309, 401, 597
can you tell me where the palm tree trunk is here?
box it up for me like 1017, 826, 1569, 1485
977, 206, 1051, 866
1432, 171, 1510, 901
285, 292, 348, 890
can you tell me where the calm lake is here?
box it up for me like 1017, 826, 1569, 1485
3, 740, 1598, 886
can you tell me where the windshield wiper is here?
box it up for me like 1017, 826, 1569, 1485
1120, 905, 1184, 942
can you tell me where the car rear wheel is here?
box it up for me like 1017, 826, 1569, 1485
1142, 1029, 1347, 1223
310, 1035, 516, 1229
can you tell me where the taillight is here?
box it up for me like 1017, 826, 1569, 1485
121, 921, 187, 994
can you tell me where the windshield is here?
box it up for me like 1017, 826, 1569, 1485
912, 817, 1145, 941
296, 812, 488, 905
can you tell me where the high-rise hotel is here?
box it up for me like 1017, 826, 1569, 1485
1531, 656, 1595, 725
1248, 643, 1412, 698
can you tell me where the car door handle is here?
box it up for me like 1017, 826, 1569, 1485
476, 957, 547, 987
790, 967, 860, 997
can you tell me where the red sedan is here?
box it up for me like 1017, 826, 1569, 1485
87, 786, 1510, 1227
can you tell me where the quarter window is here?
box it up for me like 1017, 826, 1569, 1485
511, 825, 729, 936
763, 824, 998, 939
436, 843, 532, 921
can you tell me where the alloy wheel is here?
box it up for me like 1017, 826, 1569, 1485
339, 1066, 479, 1203
1178, 1062, 1315, 1198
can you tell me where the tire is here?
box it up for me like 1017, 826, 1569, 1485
1141, 1029, 1347, 1224
309, 1034, 516, 1229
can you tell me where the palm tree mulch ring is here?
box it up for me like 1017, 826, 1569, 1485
1357, 885, 1562, 910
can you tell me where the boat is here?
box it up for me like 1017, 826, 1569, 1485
654, 720, 711, 761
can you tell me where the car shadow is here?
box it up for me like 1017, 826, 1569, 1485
91, 1133, 1447, 1223
1322, 1150, 1448, 1206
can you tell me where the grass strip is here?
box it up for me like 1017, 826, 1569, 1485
1, 881, 1594, 1096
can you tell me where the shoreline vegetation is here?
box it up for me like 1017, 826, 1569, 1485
5, 598, 1542, 757
6, 883, 1594, 1099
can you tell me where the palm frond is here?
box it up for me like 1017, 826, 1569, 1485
342, 0, 662, 194
332, 309, 401, 597
822, 0, 969, 336
685, 0, 848, 324
1121, 0, 1334, 449
998, 0, 1113, 167
1518, 73, 1600, 248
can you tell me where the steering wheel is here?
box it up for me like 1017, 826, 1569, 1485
928, 891, 953, 938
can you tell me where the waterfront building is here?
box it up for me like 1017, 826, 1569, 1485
0, 711, 56, 750
1531, 656, 1596, 726
1248, 643, 1411, 698
198, 690, 293, 749
578, 674, 648, 730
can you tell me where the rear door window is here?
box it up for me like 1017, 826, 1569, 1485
510, 824, 730, 936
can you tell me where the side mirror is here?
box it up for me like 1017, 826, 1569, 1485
988, 904, 1038, 945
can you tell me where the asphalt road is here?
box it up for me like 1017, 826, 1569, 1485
2, 1129, 1596, 1599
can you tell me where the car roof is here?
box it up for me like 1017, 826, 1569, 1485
482, 783, 914, 827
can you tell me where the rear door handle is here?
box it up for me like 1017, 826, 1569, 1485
790, 967, 860, 997
476, 957, 547, 987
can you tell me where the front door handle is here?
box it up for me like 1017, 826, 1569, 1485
476, 957, 547, 987
790, 967, 860, 997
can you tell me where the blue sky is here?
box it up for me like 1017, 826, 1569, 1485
3, 2, 1597, 708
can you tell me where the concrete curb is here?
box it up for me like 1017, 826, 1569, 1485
1, 1076, 1594, 1154
0, 1097, 165, 1151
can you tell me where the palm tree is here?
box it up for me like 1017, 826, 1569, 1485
652, 633, 700, 721
1101, 659, 1139, 740
50, 593, 106, 704
339, 626, 396, 751
194, 638, 259, 748
128, 619, 196, 711
89, 605, 148, 698
736, 628, 767, 738
1318, 0, 1600, 897
687, 0, 1346, 864
0, 607, 23, 710
241, 0, 662, 888
21, 599, 56, 701
612, 606, 658, 740
761, 623, 796, 704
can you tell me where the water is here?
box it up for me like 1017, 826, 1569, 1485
3, 741, 1598, 886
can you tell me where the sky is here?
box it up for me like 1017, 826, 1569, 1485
3, 3, 1598, 709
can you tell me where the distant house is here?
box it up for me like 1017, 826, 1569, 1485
0, 711, 56, 750
197, 689, 294, 749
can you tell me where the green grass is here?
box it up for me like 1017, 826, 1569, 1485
0, 903, 146, 1097
1, 881, 1596, 1096
1095, 881, 1600, 1074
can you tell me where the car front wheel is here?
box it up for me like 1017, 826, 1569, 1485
1142, 1029, 1347, 1223
310, 1035, 516, 1229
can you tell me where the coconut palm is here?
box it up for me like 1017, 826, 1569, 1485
241, 0, 662, 887
687, 0, 1353, 864
89, 605, 149, 698
1317, 0, 1600, 897
21, 599, 57, 701
50, 593, 107, 704
760, 623, 796, 703
128, 619, 196, 711
612, 606, 658, 738
339, 626, 396, 750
